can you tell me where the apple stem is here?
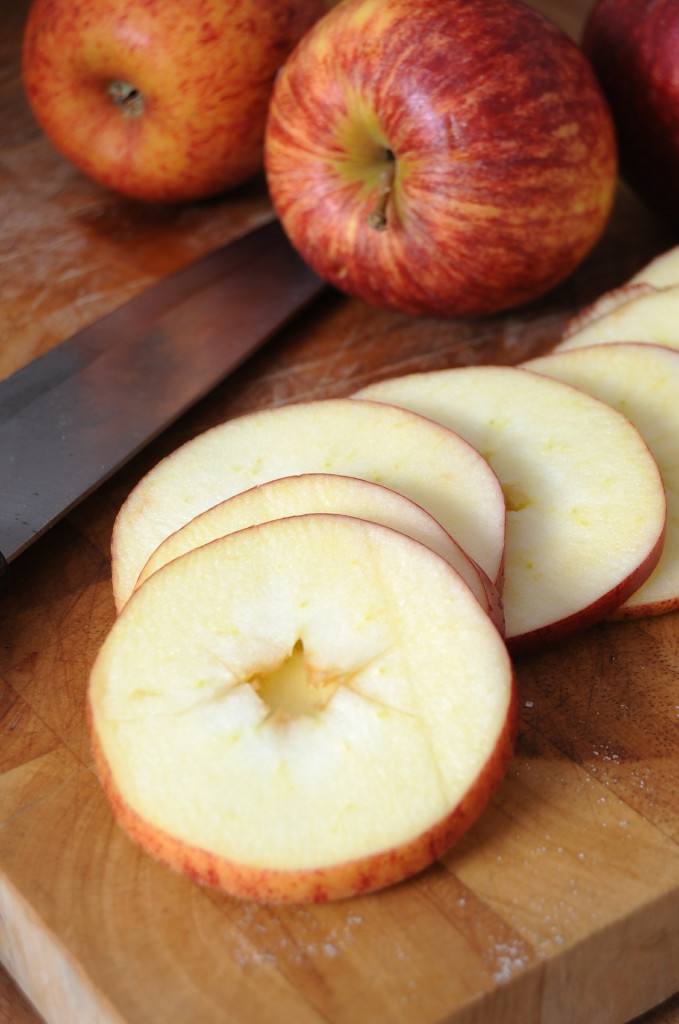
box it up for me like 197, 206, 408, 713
367, 150, 396, 231
107, 80, 144, 117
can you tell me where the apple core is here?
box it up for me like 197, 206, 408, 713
250, 639, 340, 719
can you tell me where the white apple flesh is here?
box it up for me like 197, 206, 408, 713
111, 398, 506, 613
134, 472, 504, 632
523, 342, 679, 618
353, 366, 667, 651
90, 513, 517, 903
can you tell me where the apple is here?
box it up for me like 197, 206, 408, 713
556, 284, 679, 352
21, 0, 325, 203
353, 366, 666, 651
263, 0, 618, 318
583, 0, 679, 228
133, 472, 505, 632
111, 398, 506, 612
522, 342, 679, 619
89, 513, 517, 902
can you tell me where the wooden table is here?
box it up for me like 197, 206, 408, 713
3, 1, 679, 1022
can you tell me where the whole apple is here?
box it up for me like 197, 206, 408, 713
583, 0, 679, 229
264, 0, 618, 318
22, 0, 325, 204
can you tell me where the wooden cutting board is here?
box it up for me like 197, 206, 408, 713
3, 2, 679, 1023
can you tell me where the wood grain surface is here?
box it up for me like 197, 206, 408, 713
3, 1, 679, 1022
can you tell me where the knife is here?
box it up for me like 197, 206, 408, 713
0, 218, 325, 585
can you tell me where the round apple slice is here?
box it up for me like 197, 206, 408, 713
523, 342, 679, 618
90, 513, 517, 903
111, 398, 506, 613
353, 366, 666, 651
134, 472, 504, 632
555, 284, 679, 352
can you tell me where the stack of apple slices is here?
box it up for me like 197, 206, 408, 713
92, 397, 515, 902
111, 398, 506, 612
132, 472, 505, 633
90, 241, 679, 903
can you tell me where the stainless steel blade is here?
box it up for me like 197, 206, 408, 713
0, 219, 324, 567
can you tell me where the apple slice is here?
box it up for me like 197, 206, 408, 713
523, 342, 679, 618
134, 472, 504, 632
111, 398, 506, 613
353, 366, 666, 651
562, 281, 659, 339
90, 513, 517, 903
629, 244, 679, 289
554, 284, 679, 352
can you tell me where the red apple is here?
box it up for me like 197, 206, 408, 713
22, 0, 325, 203
583, 0, 679, 229
264, 0, 618, 318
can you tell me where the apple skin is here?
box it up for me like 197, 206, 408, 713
583, 0, 679, 229
22, 0, 325, 203
264, 0, 618, 318
88, 681, 518, 903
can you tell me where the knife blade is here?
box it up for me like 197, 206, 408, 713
0, 218, 325, 575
